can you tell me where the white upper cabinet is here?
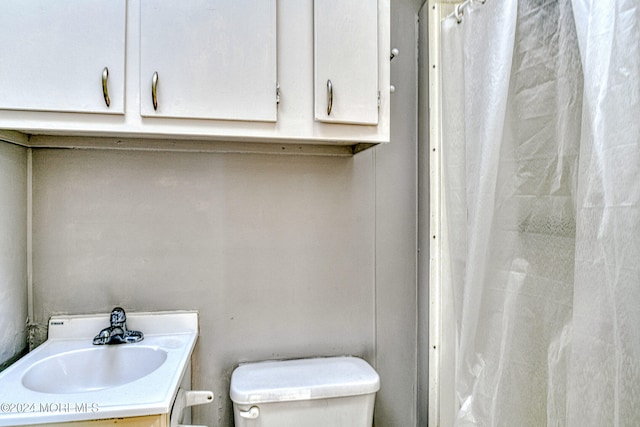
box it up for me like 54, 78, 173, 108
0, 0, 126, 114
314, 0, 379, 125
139, 0, 277, 122
0, 0, 389, 153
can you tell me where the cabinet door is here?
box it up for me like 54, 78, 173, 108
314, 0, 379, 125
22, 414, 168, 426
0, 0, 126, 114
140, 0, 277, 122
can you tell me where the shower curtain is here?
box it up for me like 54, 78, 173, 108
440, 0, 640, 425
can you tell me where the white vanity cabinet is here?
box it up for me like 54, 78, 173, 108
314, 0, 379, 125
139, 0, 277, 122
0, 0, 389, 154
0, 0, 126, 114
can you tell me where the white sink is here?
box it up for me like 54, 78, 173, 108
0, 310, 199, 426
22, 346, 168, 394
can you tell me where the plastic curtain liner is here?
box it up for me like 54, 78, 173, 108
441, 0, 640, 425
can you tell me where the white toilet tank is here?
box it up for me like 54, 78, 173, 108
230, 356, 380, 427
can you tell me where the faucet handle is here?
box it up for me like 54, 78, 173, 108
110, 307, 127, 326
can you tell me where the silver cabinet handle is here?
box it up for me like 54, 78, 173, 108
102, 67, 110, 107
152, 71, 159, 111
327, 79, 333, 115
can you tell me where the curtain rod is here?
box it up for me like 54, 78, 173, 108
450, 0, 486, 24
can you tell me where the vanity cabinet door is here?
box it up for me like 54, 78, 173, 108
21, 414, 169, 426
314, 0, 379, 125
139, 0, 277, 122
0, 0, 126, 114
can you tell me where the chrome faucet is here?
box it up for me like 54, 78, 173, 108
93, 307, 144, 345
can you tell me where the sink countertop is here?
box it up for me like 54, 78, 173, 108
0, 310, 198, 426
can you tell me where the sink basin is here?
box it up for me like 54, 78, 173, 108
0, 310, 199, 426
21, 346, 168, 394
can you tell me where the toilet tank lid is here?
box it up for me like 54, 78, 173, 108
230, 356, 380, 405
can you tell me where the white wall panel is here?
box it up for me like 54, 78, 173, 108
374, 1, 420, 425
0, 141, 27, 369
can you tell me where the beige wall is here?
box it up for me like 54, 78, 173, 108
374, 0, 422, 425
32, 149, 377, 425
0, 141, 28, 369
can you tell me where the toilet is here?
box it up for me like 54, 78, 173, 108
230, 356, 380, 426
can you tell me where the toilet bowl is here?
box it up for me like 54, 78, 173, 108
230, 356, 380, 427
